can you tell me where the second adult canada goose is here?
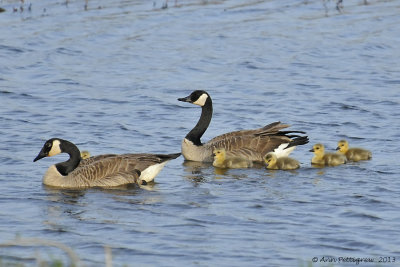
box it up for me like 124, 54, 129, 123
336, 139, 372, 161
178, 90, 309, 162
310, 143, 347, 167
212, 147, 253, 169
264, 152, 300, 170
34, 138, 181, 188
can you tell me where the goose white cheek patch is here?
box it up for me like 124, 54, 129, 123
193, 93, 208, 106
48, 140, 62, 156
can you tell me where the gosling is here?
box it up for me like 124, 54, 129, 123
212, 148, 253, 169
80, 150, 91, 159
264, 152, 300, 170
336, 139, 372, 162
310, 143, 347, 167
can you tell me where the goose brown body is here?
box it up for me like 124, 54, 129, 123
34, 138, 180, 188
178, 90, 309, 162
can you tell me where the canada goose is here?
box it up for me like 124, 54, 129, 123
33, 138, 180, 188
178, 90, 309, 162
212, 147, 253, 169
264, 152, 300, 170
310, 143, 346, 167
336, 139, 372, 161
80, 150, 91, 159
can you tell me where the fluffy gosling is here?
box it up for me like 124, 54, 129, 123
264, 152, 300, 170
212, 148, 253, 169
336, 139, 372, 161
80, 150, 91, 159
310, 143, 347, 167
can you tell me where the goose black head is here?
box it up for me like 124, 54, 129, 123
178, 90, 210, 107
34, 138, 63, 162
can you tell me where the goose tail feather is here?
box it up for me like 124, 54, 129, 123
157, 153, 181, 162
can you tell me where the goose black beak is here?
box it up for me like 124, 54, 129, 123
309, 148, 315, 152
335, 147, 340, 151
178, 95, 192, 103
33, 149, 47, 162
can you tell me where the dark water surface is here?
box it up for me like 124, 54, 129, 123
1, 0, 400, 266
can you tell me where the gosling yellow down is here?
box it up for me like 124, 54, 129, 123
212, 148, 253, 169
336, 139, 372, 162
310, 143, 347, 167
80, 150, 91, 159
264, 152, 300, 170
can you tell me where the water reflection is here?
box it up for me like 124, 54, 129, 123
43, 187, 87, 204
41, 184, 155, 230
264, 168, 301, 179
42, 187, 86, 232
181, 161, 212, 184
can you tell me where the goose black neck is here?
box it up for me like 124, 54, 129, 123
186, 97, 213, 146
55, 140, 81, 176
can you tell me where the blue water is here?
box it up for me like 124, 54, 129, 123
1, 0, 400, 266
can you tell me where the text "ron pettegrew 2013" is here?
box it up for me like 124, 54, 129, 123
312, 256, 395, 265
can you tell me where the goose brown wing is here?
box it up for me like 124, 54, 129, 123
208, 122, 289, 143
80, 153, 180, 168
205, 122, 306, 162
208, 135, 292, 162
79, 154, 117, 165
117, 153, 180, 171
72, 156, 141, 186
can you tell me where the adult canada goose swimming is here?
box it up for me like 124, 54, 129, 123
178, 90, 309, 162
336, 139, 372, 162
33, 138, 180, 188
264, 152, 300, 170
310, 143, 346, 167
80, 150, 91, 159
212, 147, 253, 169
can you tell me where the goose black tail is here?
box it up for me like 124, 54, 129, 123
158, 153, 181, 162
286, 136, 309, 149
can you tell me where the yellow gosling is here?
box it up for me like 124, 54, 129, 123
80, 150, 91, 159
212, 148, 253, 169
310, 143, 347, 167
336, 139, 372, 162
264, 152, 300, 170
